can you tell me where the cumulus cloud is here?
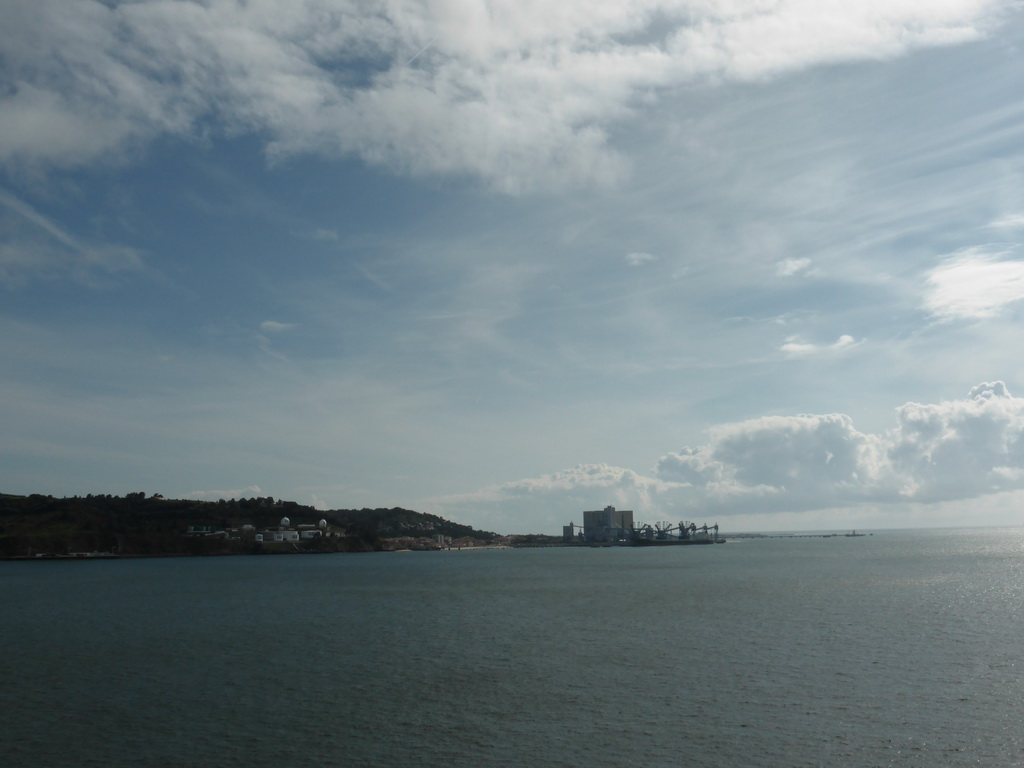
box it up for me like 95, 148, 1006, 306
656, 381, 1024, 511
497, 463, 659, 498
434, 463, 665, 531
0, 0, 1008, 191
440, 383, 1024, 526
924, 247, 1024, 320
887, 381, 1024, 499
657, 412, 890, 505
459, 463, 661, 506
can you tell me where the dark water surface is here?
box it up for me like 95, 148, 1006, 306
3, 529, 1023, 767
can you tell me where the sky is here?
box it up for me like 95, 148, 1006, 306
4, 0, 1024, 534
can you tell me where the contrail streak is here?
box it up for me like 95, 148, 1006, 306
406, 37, 437, 66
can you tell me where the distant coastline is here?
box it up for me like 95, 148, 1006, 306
0, 491, 506, 559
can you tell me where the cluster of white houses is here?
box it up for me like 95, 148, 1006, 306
186, 518, 503, 550
187, 517, 332, 544
253, 517, 328, 543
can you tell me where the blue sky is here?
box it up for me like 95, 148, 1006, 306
4, 0, 1024, 533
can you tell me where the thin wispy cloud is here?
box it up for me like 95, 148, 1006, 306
0, 189, 80, 249
625, 252, 656, 267
924, 248, 1024, 320
780, 334, 858, 357
987, 214, 1024, 230
260, 320, 298, 333
0, 188, 143, 283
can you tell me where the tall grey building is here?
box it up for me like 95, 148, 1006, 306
582, 506, 634, 542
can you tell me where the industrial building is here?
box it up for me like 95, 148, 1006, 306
563, 505, 634, 543
563, 507, 724, 545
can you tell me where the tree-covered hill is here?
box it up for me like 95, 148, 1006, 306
0, 492, 498, 557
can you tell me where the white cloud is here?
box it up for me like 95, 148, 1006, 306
657, 412, 890, 502
776, 257, 813, 276
887, 381, 1024, 499
658, 381, 1024, 510
439, 383, 1024, 527
987, 213, 1024, 230
780, 334, 858, 356
260, 320, 298, 333
496, 463, 660, 498
434, 463, 665, 532
0, 0, 1009, 190
924, 247, 1024, 320
665, 0, 997, 82
625, 251, 656, 266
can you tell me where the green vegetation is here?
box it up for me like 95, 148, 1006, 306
0, 492, 498, 558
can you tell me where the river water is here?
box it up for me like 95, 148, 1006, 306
3, 529, 1023, 767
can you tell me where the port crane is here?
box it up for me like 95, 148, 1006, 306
633, 522, 677, 540
634, 521, 720, 542
569, 517, 721, 544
